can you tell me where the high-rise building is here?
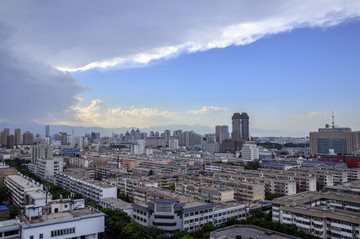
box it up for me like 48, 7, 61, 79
59, 132, 68, 144
23, 131, 34, 145
215, 125, 229, 143
0, 128, 10, 146
45, 125, 50, 138
31, 144, 54, 163
6, 135, 15, 149
232, 112, 249, 141
164, 130, 171, 146
14, 128, 21, 146
310, 125, 359, 155
169, 139, 179, 150
178, 131, 202, 146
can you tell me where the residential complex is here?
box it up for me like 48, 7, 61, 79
272, 191, 360, 238
55, 170, 117, 203
132, 199, 248, 233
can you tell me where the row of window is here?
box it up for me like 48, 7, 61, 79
154, 215, 174, 219
135, 208, 146, 215
184, 215, 213, 224
0, 230, 19, 237
152, 222, 176, 227
51, 227, 75, 237
184, 208, 213, 217
134, 215, 147, 223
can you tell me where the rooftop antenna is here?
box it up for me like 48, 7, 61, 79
332, 110, 335, 128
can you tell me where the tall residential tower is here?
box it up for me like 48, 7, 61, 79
232, 112, 249, 141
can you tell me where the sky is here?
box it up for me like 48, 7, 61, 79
0, 0, 360, 136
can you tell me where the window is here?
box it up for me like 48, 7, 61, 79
30, 236, 34, 239
39, 234, 43, 239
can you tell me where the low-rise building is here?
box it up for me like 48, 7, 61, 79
272, 191, 360, 238
210, 225, 300, 239
4, 174, 43, 207
132, 199, 248, 233
55, 172, 117, 203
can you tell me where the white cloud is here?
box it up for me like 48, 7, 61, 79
44, 99, 177, 128
188, 106, 226, 115
0, 1, 359, 71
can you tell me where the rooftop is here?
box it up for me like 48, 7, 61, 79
6, 174, 41, 189
210, 225, 300, 239
0, 219, 19, 229
20, 207, 103, 226
100, 197, 132, 210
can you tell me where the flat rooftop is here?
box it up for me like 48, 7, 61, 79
58, 172, 115, 188
100, 197, 132, 210
0, 219, 19, 229
214, 201, 246, 211
210, 225, 300, 239
25, 190, 49, 199
21, 207, 103, 225
273, 191, 360, 206
6, 175, 41, 189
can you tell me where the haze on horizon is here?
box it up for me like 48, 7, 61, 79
1, 0, 360, 137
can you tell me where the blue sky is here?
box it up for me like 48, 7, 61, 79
1, 0, 360, 136
71, 21, 360, 134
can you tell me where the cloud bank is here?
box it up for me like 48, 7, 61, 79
0, 22, 83, 124
188, 106, 226, 115
40, 99, 177, 128
0, 1, 359, 71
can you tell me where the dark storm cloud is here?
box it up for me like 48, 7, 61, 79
0, 22, 83, 123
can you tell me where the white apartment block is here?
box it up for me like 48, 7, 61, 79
31, 144, 53, 164
55, 172, 117, 203
68, 157, 93, 168
169, 139, 179, 150
241, 141, 259, 163
272, 191, 360, 239
35, 157, 63, 181
132, 199, 248, 233
0, 199, 104, 239
4, 174, 43, 207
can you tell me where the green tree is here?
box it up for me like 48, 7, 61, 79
0, 186, 9, 204
122, 223, 145, 239
172, 230, 193, 239
118, 192, 131, 203
9, 205, 20, 218
101, 208, 131, 238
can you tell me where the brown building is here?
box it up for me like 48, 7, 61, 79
0, 128, 9, 146
14, 128, 21, 146
23, 131, 34, 145
232, 112, 249, 141
310, 126, 359, 155
6, 135, 14, 149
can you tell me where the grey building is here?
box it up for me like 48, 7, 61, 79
232, 112, 249, 141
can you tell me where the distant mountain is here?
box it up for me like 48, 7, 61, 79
0, 122, 307, 137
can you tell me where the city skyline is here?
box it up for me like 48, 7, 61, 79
1, 1, 360, 136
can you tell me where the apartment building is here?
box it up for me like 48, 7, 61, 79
325, 180, 360, 196
132, 199, 248, 233
272, 191, 360, 239
132, 186, 192, 204
4, 174, 43, 207
175, 183, 234, 203
55, 172, 117, 203
68, 157, 93, 168
35, 157, 63, 180
210, 225, 300, 239
0, 199, 105, 239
